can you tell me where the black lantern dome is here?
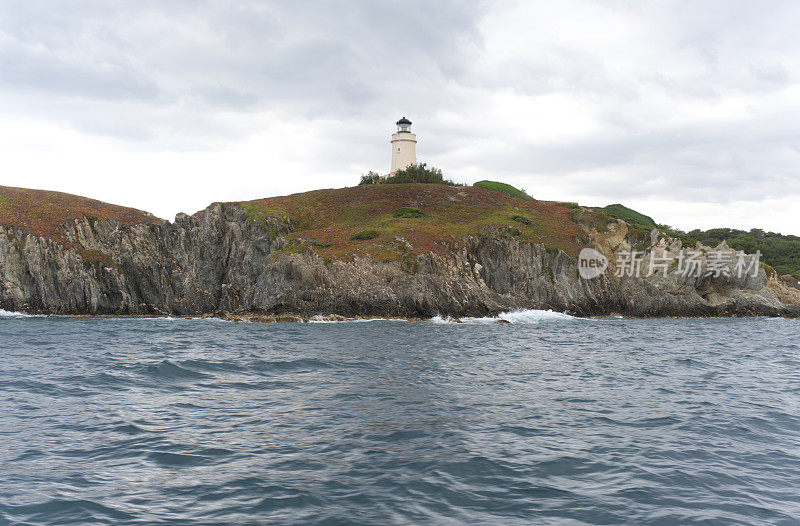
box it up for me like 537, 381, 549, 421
396, 116, 412, 132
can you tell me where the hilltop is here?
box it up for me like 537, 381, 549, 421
0, 185, 159, 243
233, 184, 587, 260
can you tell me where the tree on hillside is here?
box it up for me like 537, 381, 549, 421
358, 163, 459, 186
358, 171, 381, 185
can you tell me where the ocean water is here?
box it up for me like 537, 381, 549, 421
1, 312, 800, 525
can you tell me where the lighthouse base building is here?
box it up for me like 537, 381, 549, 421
390, 116, 417, 172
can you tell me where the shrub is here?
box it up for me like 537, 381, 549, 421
394, 207, 424, 218
358, 171, 382, 185
311, 240, 331, 248
385, 163, 458, 185
554, 201, 579, 209
75, 247, 117, 272
473, 180, 530, 200
352, 230, 379, 240
357, 164, 459, 186
511, 215, 533, 226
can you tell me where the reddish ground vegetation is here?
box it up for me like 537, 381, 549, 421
0, 185, 159, 244
235, 184, 587, 260
0, 184, 588, 263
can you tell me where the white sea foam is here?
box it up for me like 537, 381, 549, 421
308, 315, 409, 323
430, 309, 579, 324
0, 309, 42, 318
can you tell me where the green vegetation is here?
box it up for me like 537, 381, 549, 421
473, 181, 530, 200
606, 203, 800, 278
511, 215, 534, 226
359, 164, 458, 186
234, 184, 586, 260
552, 201, 580, 209
75, 247, 117, 272
268, 238, 305, 262
393, 207, 424, 218
6, 181, 794, 279
358, 171, 382, 185
352, 229, 379, 240
600, 204, 656, 230
680, 228, 800, 278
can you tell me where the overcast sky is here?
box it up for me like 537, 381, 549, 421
1, 0, 799, 234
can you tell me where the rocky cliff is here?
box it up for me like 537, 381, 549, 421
0, 185, 798, 318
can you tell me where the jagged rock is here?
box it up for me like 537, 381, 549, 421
0, 203, 798, 318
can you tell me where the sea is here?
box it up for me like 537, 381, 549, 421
1, 310, 799, 525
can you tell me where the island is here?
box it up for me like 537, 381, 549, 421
0, 181, 798, 320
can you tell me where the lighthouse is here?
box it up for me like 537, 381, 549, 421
390, 116, 417, 172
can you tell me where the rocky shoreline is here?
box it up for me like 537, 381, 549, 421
1, 201, 799, 319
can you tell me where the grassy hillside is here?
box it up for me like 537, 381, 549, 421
600, 204, 657, 229
235, 184, 585, 260
473, 181, 531, 200
0, 185, 159, 243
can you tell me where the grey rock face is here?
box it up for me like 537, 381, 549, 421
0, 203, 797, 318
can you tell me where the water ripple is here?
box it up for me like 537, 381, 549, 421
1, 316, 799, 524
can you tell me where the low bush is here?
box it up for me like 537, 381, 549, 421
473, 180, 530, 200
554, 201, 579, 209
394, 207, 424, 218
358, 164, 459, 186
385, 163, 456, 185
352, 230, 379, 240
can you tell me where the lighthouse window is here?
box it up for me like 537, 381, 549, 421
397, 147, 400, 152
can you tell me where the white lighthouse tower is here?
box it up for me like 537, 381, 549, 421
390, 116, 417, 172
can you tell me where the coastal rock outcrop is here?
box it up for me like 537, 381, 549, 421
1, 202, 798, 318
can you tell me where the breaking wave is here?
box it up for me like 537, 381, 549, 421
430, 309, 579, 324
0, 309, 42, 318
308, 316, 409, 323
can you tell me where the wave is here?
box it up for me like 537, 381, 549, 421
252, 358, 333, 372
430, 309, 579, 324
148, 360, 212, 379
308, 315, 409, 323
0, 309, 42, 318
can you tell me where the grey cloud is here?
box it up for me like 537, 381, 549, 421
0, 1, 485, 117
1, 0, 799, 233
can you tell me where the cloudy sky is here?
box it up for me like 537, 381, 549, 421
1, 0, 799, 234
